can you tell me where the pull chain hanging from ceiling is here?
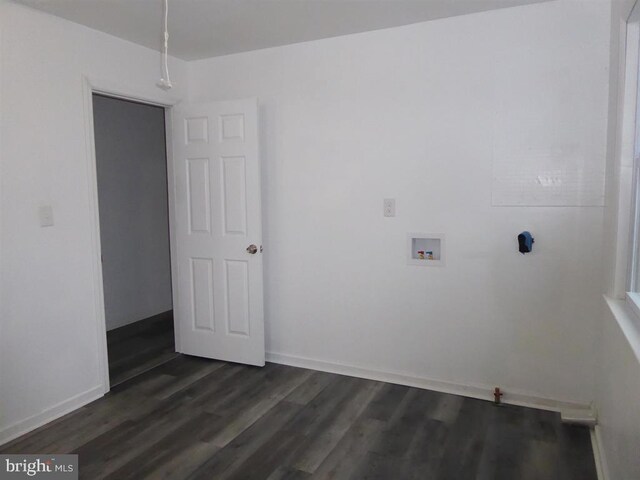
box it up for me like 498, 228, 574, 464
157, 0, 173, 90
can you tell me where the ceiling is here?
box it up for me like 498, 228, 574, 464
17, 0, 550, 61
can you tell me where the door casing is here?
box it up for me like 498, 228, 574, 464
82, 75, 181, 394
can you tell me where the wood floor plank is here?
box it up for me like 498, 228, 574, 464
360, 383, 411, 422
222, 427, 306, 480
347, 451, 419, 480
141, 439, 220, 480
555, 423, 598, 480
104, 411, 225, 480
288, 378, 383, 473
204, 367, 313, 448
188, 364, 270, 411
188, 401, 304, 480
519, 439, 564, 480
475, 409, 530, 480
367, 388, 439, 459
284, 371, 335, 406
310, 417, 385, 479
282, 376, 365, 437
267, 466, 312, 480
402, 418, 450, 478
204, 364, 307, 417
75, 396, 207, 479
110, 349, 179, 386
163, 363, 247, 406
434, 397, 494, 479
148, 357, 226, 400
428, 392, 464, 424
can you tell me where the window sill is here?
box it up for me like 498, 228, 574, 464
626, 291, 640, 318
604, 295, 640, 365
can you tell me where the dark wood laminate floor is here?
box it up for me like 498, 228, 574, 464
107, 310, 179, 386
1, 356, 597, 480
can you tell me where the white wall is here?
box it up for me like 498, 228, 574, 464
596, 305, 640, 479
189, 0, 610, 405
0, 1, 186, 442
93, 95, 172, 331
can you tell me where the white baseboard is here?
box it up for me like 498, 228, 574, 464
591, 425, 610, 480
0, 386, 104, 447
266, 351, 590, 415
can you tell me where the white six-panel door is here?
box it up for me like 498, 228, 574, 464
171, 98, 264, 366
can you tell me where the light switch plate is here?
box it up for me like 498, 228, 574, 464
39, 205, 54, 227
383, 198, 396, 217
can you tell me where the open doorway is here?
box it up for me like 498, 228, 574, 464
93, 93, 177, 387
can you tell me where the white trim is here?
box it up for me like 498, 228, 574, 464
591, 425, 610, 480
626, 290, 640, 319
164, 108, 182, 353
81, 74, 182, 395
624, 12, 640, 294
605, 295, 640, 364
84, 75, 181, 108
0, 386, 103, 447
610, 1, 640, 298
266, 351, 590, 414
82, 76, 111, 395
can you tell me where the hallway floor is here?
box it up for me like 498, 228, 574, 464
107, 310, 178, 386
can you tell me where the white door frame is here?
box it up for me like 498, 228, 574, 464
81, 75, 182, 394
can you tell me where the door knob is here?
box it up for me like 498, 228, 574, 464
246, 244, 258, 254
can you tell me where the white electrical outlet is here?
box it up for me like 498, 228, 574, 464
383, 198, 396, 217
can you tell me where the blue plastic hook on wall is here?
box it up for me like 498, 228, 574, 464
518, 231, 534, 254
